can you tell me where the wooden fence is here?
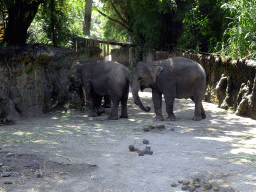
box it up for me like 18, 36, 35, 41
72, 36, 132, 57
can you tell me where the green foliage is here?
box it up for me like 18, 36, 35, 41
177, 0, 226, 53
97, 0, 177, 48
219, 0, 256, 60
27, 0, 84, 47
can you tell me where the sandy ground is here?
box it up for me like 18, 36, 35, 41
0, 88, 256, 192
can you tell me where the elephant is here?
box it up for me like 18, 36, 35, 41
131, 57, 206, 121
68, 58, 131, 120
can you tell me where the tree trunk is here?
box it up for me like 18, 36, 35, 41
3, 0, 41, 46
50, 0, 56, 46
84, 0, 93, 36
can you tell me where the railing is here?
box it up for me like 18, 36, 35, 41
72, 36, 132, 57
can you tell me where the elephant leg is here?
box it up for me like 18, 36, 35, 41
191, 96, 206, 120
83, 82, 97, 117
152, 89, 164, 121
119, 87, 129, 118
164, 94, 176, 121
79, 86, 86, 108
107, 99, 119, 120
94, 94, 105, 115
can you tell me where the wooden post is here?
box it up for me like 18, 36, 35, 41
107, 40, 109, 55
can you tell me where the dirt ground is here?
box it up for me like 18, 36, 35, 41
0, 88, 256, 192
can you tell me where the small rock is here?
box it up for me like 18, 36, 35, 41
194, 183, 200, 188
143, 139, 149, 144
35, 172, 43, 178
156, 125, 165, 130
143, 146, 153, 155
143, 128, 150, 132
138, 151, 144, 156
188, 184, 196, 191
1, 173, 11, 177
193, 178, 200, 184
170, 128, 175, 131
183, 180, 190, 185
178, 180, 183, 183
201, 183, 212, 191
171, 182, 177, 187
181, 185, 188, 190
148, 125, 155, 129
3, 181, 13, 184
0, 163, 3, 167
214, 185, 220, 191
7, 153, 15, 157
129, 145, 135, 152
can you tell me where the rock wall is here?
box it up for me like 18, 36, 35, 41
111, 49, 129, 67
0, 44, 101, 123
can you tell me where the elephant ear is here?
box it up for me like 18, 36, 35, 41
148, 64, 163, 83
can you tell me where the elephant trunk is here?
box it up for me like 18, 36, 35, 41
131, 80, 151, 112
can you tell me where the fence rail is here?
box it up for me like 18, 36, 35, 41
72, 36, 132, 57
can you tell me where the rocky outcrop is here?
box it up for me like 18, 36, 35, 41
235, 75, 256, 118
0, 44, 101, 123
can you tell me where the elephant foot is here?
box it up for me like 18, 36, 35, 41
119, 114, 128, 118
166, 115, 176, 121
107, 115, 118, 120
201, 113, 206, 119
96, 106, 105, 115
89, 109, 98, 117
192, 116, 202, 121
154, 115, 164, 121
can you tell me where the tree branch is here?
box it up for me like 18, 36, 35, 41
110, 3, 130, 28
117, 2, 130, 26
96, 8, 133, 33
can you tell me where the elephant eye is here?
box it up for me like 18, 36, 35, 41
138, 77, 142, 81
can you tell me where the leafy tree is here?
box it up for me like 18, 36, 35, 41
177, 0, 227, 53
27, 0, 84, 47
1, 0, 43, 46
96, 0, 178, 49
220, 0, 256, 60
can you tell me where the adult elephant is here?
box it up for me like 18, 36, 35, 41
69, 58, 131, 120
132, 57, 206, 121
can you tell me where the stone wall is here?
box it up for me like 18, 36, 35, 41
111, 49, 129, 67
0, 44, 101, 123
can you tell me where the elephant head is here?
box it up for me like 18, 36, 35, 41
68, 64, 82, 91
132, 62, 163, 112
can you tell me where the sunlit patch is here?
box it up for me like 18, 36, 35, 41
51, 116, 58, 119
32, 140, 58, 144
57, 130, 73, 134
95, 129, 103, 132
13, 131, 33, 136
93, 135, 102, 138
102, 154, 111, 157
195, 136, 233, 142
205, 156, 218, 161
55, 125, 63, 128
230, 147, 256, 155
28, 189, 39, 192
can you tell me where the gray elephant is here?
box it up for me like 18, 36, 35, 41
69, 58, 131, 120
132, 57, 206, 121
